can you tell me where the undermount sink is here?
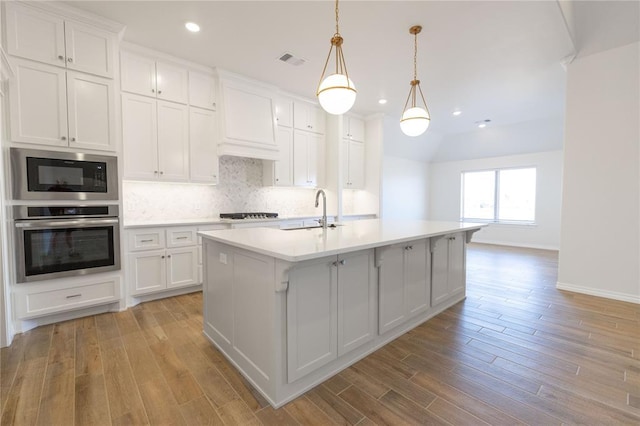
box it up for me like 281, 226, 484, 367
283, 224, 342, 231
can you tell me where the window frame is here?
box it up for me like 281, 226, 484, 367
460, 166, 537, 225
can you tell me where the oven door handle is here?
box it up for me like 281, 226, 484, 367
15, 218, 119, 229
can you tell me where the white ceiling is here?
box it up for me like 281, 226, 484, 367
64, 1, 638, 138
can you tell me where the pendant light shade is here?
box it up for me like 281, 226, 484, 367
317, 0, 356, 115
400, 25, 431, 137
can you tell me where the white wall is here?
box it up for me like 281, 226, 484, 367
381, 156, 430, 220
429, 150, 563, 250
558, 41, 640, 303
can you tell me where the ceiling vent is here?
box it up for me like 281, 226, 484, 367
278, 52, 306, 66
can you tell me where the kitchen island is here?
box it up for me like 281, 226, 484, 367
199, 219, 485, 408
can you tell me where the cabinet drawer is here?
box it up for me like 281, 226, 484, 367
167, 227, 197, 247
16, 278, 120, 319
128, 228, 165, 251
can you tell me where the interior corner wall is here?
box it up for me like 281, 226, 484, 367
558, 41, 640, 304
429, 150, 564, 250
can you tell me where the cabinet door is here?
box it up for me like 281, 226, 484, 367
157, 101, 189, 181
274, 126, 293, 186
405, 239, 430, 317
166, 247, 198, 289
64, 21, 114, 78
448, 233, 465, 297
431, 236, 450, 306
120, 51, 156, 97
306, 133, 323, 187
66, 72, 116, 151
348, 141, 365, 189
287, 257, 337, 383
122, 93, 159, 180
129, 250, 166, 295
345, 116, 365, 142
294, 101, 325, 134
9, 59, 68, 146
189, 108, 219, 183
275, 97, 293, 128
188, 71, 216, 110
293, 130, 311, 186
337, 250, 376, 356
378, 244, 407, 334
156, 61, 188, 104
5, 3, 66, 67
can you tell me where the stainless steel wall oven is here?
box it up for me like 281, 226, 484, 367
14, 205, 120, 283
10, 148, 118, 201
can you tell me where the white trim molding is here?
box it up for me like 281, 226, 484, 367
556, 281, 640, 305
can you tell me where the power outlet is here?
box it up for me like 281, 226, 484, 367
219, 253, 227, 264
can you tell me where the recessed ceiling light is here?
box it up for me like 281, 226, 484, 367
452, 110, 462, 116
378, 99, 387, 105
185, 22, 200, 32
478, 123, 487, 128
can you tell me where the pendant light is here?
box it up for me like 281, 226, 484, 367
400, 25, 431, 137
317, 0, 356, 115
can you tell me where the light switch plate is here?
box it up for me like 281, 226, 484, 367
219, 253, 227, 264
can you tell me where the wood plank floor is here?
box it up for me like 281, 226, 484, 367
2, 243, 639, 425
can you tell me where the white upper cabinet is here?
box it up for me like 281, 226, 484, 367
9, 59, 115, 151
122, 93, 189, 181
189, 70, 217, 110
341, 139, 365, 189
293, 130, 323, 187
189, 108, 219, 184
5, 2, 115, 78
275, 96, 293, 127
343, 116, 365, 142
294, 100, 326, 134
121, 51, 188, 104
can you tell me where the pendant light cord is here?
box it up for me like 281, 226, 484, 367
335, 0, 340, 36
413, 30, 418, 81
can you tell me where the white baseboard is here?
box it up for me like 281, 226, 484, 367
471, 239, 559, 251
556, 282, 640, 304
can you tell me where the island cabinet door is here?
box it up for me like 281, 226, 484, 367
405, 239, 430, 317
377, 244, 407, 334
337, 249, 376, 357
287, 257, 338, 383
431, 233, 466, 307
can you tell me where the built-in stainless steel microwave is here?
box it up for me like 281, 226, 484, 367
10, 148, 118, 201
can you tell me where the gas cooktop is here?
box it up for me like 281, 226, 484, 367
219, 212, 279, 220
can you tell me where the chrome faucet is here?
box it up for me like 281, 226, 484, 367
315, 189, 328, 229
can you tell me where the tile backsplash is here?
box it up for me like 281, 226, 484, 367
123, 156, 320, 222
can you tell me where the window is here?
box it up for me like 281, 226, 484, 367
461, 167, 536, 223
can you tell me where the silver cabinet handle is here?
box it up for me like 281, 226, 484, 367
161, 255, 165, 259
71, 137, 76, 142
176, 236, 188, 240
67, 57, 73, 63
212, 102, 216, 107
159, 171, 164, 175
140, 239, 154, 243
66, 294, 82, 299
151, 88, 155, 93
61, 136, 66, 140
167, 255, 171, 258
339, 259, 346, 265
58, 55, 64, 61
16, 218, 118, 229
158, 90, 162, 94
154, 171, 158, 174
332, 261, 338, 267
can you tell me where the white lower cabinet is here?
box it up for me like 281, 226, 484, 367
431, 233, 465, 306
127, 227, 198, 296
14, 275, 121, 319
377, 238, 430, 334
287, 249, 375, 383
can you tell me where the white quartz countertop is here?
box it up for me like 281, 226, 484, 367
199, 219, 486, 262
